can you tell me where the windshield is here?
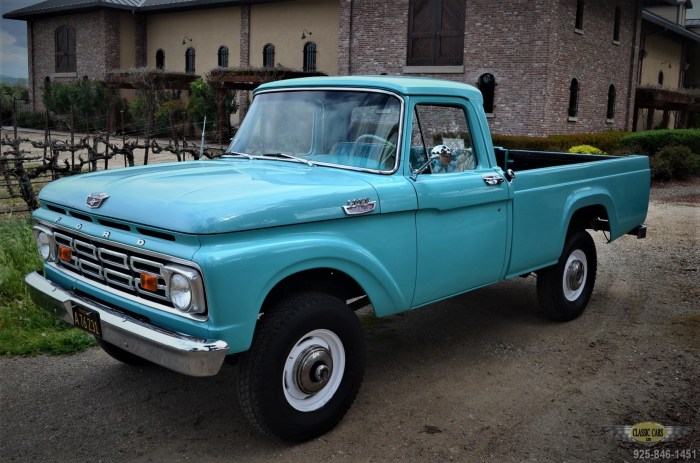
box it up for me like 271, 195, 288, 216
226, 90, 402, 172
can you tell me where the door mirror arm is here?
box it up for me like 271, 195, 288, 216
411, 154, 440, 181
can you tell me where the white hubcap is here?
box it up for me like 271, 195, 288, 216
563, 249, 587, 301
283, 329, 345, 412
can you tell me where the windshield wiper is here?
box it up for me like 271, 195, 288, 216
261, 152, 315, 166
222, 151, 255, 159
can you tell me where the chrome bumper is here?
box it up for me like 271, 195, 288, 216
24, 271, 229, 377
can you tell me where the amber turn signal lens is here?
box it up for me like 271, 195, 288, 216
58, 245, 72, 262
140, 273, 158, 292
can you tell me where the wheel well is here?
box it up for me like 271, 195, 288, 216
568, 205, 609, 236
262, 268, 367, 312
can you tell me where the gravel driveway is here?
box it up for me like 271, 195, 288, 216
1, 179, 698, 463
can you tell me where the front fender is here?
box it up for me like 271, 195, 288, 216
196, 214, 417, 353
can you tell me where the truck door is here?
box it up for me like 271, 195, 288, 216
409, 100, 510, 306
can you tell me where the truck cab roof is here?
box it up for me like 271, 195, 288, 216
256, 75, 484, 103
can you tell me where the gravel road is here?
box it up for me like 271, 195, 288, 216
1, 179, 698, 463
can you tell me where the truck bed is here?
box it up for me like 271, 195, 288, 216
495, 148, 614, 171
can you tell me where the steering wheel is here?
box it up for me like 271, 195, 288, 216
355, 134, 397, 169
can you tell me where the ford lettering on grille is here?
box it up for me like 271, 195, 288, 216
53, 230, 171, 306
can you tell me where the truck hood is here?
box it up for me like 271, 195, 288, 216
38, 160, 379, 234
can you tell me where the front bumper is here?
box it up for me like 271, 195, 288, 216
24, 271, 228, 377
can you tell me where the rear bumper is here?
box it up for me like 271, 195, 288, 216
24, 271, 228, 377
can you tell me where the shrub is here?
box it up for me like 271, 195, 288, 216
620, 129, 700, 157
187, 78, 237, 138
649, 145, 700, 181
16, 111, 48, 130
568, 144, 604, 154
42, 79, 110, 132
492, 131, 629, 154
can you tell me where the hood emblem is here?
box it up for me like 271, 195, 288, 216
342, 198, 376, 216
86, 192, 110, 208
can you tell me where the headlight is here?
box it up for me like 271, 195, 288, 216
170, 273, 193, 311
32, 226, 54, 261
162, 265, 206, 314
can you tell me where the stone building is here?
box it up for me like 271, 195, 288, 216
5, 0, 699, 136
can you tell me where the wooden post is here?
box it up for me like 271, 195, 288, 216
121, 110, 126, 167
13, 97, 18, 140
645, 107, 655, 131
70, 105, 75, 170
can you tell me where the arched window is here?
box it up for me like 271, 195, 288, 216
613, 7, 621, 42
156, 49, 165, 70
263, 44, 275, 68
218, 46, 229, 68
658, 71, 664, 86
606, 84, 616, 120
478, 73, 496, 114
185, 48, 195, 74
55, 25, 76, 72
303, 42, 317, 72
568, 78, 580, 118
575, 0, 584, 31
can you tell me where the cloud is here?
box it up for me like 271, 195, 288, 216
1, 0, 35, 78
0, 29, 28, 78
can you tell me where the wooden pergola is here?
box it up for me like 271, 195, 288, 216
207, 66, 325, 91
103, 67, 326, 143
206, 67, 326, 143
633, 87, 699, 130
104, 70, 200, 91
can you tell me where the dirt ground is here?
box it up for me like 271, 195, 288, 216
0, 179, 698, 463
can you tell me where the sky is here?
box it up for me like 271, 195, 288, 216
0, 0, 41, 79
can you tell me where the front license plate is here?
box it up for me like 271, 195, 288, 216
73, 306, 102, 338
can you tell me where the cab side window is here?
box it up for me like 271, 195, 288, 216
409, 104, 476, 174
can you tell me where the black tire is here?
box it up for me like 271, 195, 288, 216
97, 338, 151, 366
536, 230, 597, 322
237, 292, 366, 442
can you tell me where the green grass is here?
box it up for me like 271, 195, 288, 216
0, 216, 95, 355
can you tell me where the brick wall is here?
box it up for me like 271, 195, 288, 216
544, 0, 640, 135
343, 0, 409, 75
345, 0, 641, 137
29, 11, 116, 112
135, 14, 147, 68
239, 5, 251, 119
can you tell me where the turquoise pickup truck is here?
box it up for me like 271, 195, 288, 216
25, 76, 649, 441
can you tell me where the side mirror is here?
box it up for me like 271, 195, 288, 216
411, 154, 440, 181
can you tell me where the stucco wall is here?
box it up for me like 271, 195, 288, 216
249, 0, 339, 74
640, 34, 683, 88
119, 12, 136, 70
647, 5, 683, 24
146, 6, 241, 74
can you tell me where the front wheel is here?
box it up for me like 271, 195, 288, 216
536, 230, 597, 321
237, 292, 366, 442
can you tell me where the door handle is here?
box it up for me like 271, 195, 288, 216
482, 174, 504, 186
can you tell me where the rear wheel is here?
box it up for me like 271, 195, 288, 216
237, 292, 366, 442
537, 230, 597, 321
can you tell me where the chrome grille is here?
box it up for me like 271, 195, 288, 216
53, 230, 172, 307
